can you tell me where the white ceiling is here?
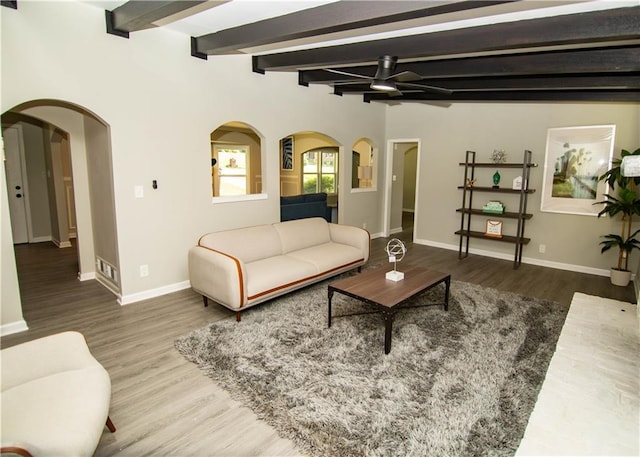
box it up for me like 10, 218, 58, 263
84, 0, 638, 56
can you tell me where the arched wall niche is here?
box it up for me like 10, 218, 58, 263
351, 137, 377, 190
279, 131, 342, 222
2, 98, 121, 298
279, 131, 341, 197
210, 121, 264, 200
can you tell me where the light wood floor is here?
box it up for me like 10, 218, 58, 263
2, 228, 636, 456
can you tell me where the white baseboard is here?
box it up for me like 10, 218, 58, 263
31, 236, 52, 243
1, 320, 29, 337
414, 238, 611, 277
78, 271, 96, 281
51, 239, 72, 248
369, 231, 385, 240
389, 226, 403, 235
118, 280, 191, 306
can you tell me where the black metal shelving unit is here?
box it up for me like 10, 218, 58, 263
456, 149, 537, 269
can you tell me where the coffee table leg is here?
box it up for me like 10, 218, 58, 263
444, 276, 451, 311
328, 288, 334, 328
383, 311, 394, 354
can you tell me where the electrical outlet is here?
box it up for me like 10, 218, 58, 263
134, 185, 144, 198
539, 244, 546, 254
139, 264, 149, 277
363, 222, 367, 229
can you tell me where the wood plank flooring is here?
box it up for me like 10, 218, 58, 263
2, 227, 636, 456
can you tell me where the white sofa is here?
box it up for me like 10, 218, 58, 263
0, 331, 115, 457
189, 217, 370, 320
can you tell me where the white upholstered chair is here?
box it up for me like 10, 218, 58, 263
0, 331, 115, 457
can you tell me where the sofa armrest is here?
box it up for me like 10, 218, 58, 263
1, 444, 35, 457
1, 332, 98, 391
328, 224, 370, 263
188, 246, 247, 310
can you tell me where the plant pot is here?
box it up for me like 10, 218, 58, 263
610, 268, 632, 287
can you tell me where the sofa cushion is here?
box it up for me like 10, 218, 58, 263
199, 224, 282, 264
274, 217, 331, 254
245, 255, 317, 300
287, 242, 364, 273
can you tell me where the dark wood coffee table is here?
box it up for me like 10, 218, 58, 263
327, 264, 450, 354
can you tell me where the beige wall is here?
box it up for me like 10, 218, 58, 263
20, 121, 52, 240
389, 142, 417, 233
3, 1, 637, 333
385, 102, 640, 274
403, 146, 418, 211
46, 126, 71, 247
84, 115, 119, 288
1, 149, 27, 333
1, 0, 387, 318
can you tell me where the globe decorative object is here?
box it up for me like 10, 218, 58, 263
385, 238, 406, 281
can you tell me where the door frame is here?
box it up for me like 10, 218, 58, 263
3, 124, 35, 243
383, 138, 421, 239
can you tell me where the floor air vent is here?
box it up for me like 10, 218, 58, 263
96, 257, 118, 284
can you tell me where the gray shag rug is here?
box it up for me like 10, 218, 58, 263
175, 277, 568, 457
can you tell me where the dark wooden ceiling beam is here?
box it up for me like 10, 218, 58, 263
255, 6, 640, 72
106, 0, 209, 38
1, 1, 17, 9
299, 46, 640, 85
364, 90, 640, 103
192, 0, 515, 56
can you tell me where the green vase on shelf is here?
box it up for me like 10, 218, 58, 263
492, 170, 501, 188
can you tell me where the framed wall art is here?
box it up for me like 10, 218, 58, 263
540, 124, 616, 216
281, 136, 294, 171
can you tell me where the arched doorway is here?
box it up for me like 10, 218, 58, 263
2, 99, 120, 302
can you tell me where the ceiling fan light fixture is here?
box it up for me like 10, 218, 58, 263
370, 79, 397, 91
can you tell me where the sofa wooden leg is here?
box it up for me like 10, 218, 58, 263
236, 312, 241, 322
106, 416, 116, 433
203, 296, 208, 307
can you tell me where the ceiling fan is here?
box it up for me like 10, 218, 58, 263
326, 56, 452, 96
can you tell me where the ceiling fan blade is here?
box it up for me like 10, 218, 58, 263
324, 68, 372, 80
397, 82, 453, 95
389, 71, 423, 82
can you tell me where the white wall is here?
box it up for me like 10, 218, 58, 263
386, 102, 640, 274
1, 0, 386, 313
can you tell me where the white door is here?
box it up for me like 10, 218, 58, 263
3, 126, 29, 244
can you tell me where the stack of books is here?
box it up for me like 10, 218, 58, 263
482, 201, 505, 214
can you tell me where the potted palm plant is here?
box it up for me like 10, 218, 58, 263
596, 148, 640, 286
